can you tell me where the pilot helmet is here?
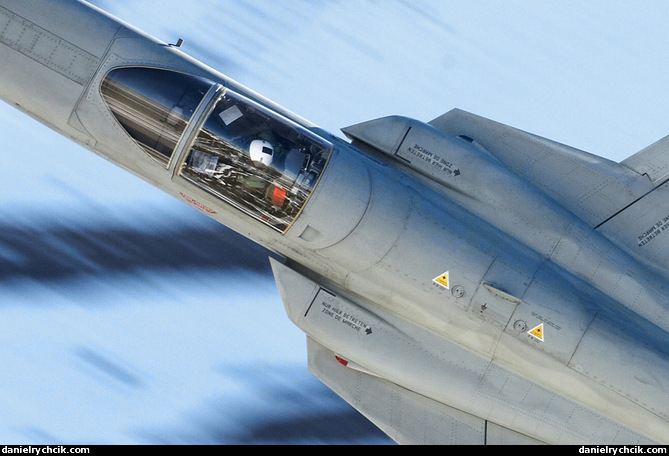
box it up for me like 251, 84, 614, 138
249, 139, 274, 166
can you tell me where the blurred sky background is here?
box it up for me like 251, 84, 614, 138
1, 0, 669, 445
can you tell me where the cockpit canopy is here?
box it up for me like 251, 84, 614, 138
180, 88, 333, 232
101, 67, 213, 163
100, 67, 333, 232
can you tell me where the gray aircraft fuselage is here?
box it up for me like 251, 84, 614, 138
0, 0, 667, 445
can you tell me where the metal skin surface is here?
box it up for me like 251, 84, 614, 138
0, 0, 667, 445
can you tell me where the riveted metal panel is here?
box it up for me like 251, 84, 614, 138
0, 5, 98, 85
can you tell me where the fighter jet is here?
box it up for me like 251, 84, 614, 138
0, 0, 667, 445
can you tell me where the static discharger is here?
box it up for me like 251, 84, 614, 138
433, 271, 450, 289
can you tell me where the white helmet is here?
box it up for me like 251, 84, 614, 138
249, 139, 274, 166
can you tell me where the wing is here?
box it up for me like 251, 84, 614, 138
306, 337, 542, 445
429, 108, 669, 276
622, 134, 669, 183
428, 109, 653, 228
270, 258, 660, 445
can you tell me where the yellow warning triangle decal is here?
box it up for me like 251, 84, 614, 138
432, 271, 449, 289
528, 323, 544, 341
